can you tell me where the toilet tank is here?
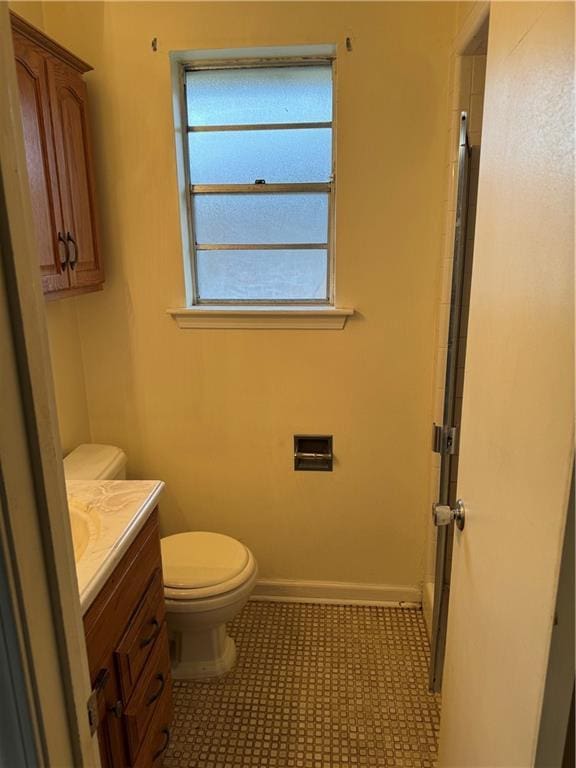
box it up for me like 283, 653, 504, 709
63, 444, 127, 482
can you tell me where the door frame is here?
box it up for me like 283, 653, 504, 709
425, 0, 490, 692
428, 110, 472, 692
0, 3, 99, 764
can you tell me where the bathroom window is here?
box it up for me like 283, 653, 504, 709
180, 59, 335, 305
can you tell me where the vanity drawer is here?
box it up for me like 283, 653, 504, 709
115, 568, 166, 704
84, 512, 161, 674
132, 692, 173, 768
125, 625, 172, 765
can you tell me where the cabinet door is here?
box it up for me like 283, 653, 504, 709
13, 35, 69, 293
89, 661, 128, 768
47, 58, 103, 289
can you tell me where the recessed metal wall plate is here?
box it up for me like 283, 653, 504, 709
294, 435, 333, 471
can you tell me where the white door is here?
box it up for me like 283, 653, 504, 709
438, 3, 574, 767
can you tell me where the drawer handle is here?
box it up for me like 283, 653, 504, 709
139, 618, 160, 648
153, 728, 170, 761
147, 673, 166, 706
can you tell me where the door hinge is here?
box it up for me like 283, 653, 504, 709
432, 424, 458, 455
87, 667, 109, 736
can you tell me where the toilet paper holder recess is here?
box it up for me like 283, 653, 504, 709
294, 435, 333, 471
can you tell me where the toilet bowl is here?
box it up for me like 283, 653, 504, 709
161, 531, 257, 679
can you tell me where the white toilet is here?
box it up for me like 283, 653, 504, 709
63, 443, 258, 680
161, 531, 257, 679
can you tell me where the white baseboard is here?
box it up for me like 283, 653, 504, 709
422, 581, 435, 641
251, 578, 421, 608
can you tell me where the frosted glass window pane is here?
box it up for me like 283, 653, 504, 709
186, 66, 332, 126
194, 194, 328, 244
189, 128, 331, 184
197, 249, 327, 300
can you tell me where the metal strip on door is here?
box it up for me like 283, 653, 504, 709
429, 112, 472, 693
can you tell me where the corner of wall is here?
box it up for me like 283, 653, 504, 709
8, 1, 44, 29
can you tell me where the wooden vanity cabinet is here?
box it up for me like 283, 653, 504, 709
83, 510, 173, 768
11, 13, 104, 299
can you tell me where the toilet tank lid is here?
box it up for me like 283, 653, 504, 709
63, 444, 127, 481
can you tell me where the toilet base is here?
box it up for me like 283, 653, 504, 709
170, 623, 237, 680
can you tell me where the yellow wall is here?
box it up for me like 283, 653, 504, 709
10, 1, 92, 456
37, 1, 455, 586
43, 300, 91, 454
10, 1, 43, 27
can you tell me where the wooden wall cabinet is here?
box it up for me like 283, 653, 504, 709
11, 13, 104, 299
84, 510, 173, 768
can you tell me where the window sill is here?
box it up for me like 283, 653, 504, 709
167, 306, 354, 330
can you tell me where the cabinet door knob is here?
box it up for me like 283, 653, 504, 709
66, 231, 78, 270
57, 232, 69, 271
108, 700, 123, 718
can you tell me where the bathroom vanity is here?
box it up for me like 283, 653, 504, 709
68, 480, 172, 767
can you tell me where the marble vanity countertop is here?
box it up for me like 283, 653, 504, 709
67, 479, 165, 614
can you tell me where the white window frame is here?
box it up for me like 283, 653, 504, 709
177, 55, 336, 306
169, 45, 352, 329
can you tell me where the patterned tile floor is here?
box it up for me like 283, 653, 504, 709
164, 602, 441, 768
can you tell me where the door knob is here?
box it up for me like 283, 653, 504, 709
432, 499, 466, 531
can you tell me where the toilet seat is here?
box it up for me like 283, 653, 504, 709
161, 532, 256, 600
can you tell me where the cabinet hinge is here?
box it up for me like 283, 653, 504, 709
87, 667, 109, 736
87, 689, 99, 735
432, 424, 457, 455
